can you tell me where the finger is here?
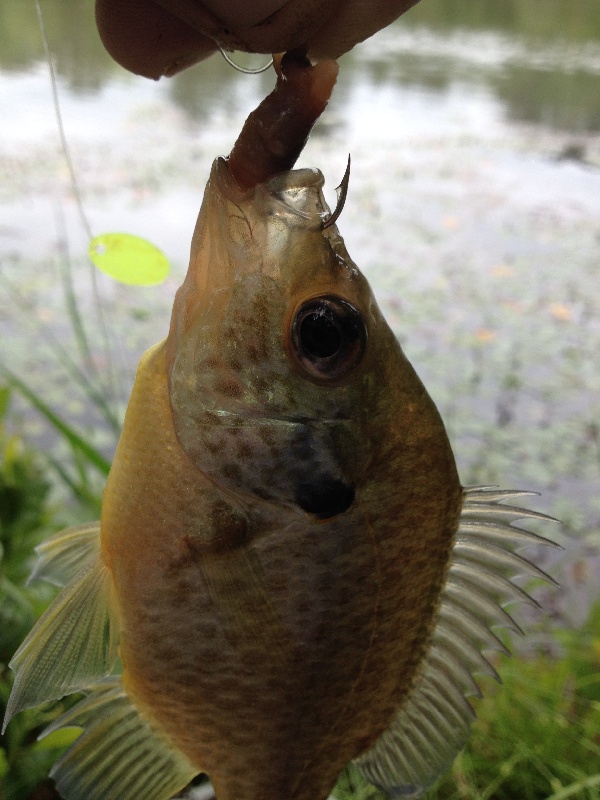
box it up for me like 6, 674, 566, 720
95, 0, 218, 79
198, 0, 290, 29
154, 0, 344, 55
307, 0, 422, 59
151, 0, 418, 60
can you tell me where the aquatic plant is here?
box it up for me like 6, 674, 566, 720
0, 390, 79, 800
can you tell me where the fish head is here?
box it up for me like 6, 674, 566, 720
166, 158, 451, 521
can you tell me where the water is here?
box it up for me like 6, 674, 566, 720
0, 0, 599, 620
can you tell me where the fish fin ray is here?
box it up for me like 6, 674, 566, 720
28, 522, 101, 587
452, 541, 558, 586
456, 519, 559, 551
354, 487, 557, 798
42, 676, 198, 800
3, 554, 119, 731
354, 646, 475, 799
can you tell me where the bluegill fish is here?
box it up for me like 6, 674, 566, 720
3, 56, 555, 800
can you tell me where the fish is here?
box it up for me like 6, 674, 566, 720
2, 53, 556, 800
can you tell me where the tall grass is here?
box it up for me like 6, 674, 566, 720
0, 250, 114, 514
0, 389, 82, 800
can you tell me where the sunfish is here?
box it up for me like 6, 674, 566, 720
3, 54, 555, 800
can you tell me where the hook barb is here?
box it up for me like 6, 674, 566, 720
322, 155, 351, 230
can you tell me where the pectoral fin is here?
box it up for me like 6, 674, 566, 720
41, 676, 198, 800
28, 521, 101, 587
3, 548, 119, 732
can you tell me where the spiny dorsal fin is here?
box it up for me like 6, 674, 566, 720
3, 546, 119, 732
353, 487, 559, 798
41, 676, 198, 800
28, 521, 101, 587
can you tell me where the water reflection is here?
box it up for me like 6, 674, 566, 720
1, 0, 599, 132
403, 0, 600, 44
495, 67, 600, 132
346, 1, 600, 134
170, 58, 273, 122
0, 0, 115, 91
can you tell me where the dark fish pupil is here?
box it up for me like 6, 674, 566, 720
300, 312, 342, 358
290, 295, 367, 382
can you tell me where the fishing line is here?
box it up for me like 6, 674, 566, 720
34, 0, 93, 242
34, 0, 121, 408
219, 47, 274, 74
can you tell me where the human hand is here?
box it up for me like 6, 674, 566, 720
95, 0, 420, 79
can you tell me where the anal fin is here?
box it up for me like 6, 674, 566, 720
3, 551, 119, 732
42, 676, 198, 800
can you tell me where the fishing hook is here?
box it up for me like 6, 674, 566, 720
219, 47, 274, 74
322, 155, 351, 230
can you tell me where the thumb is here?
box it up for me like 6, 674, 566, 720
95, 0, 218, 79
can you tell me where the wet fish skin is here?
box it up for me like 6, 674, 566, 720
102, 158, 462, 800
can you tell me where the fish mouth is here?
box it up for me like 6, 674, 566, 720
215, 156, 328, 229
295, 477, 355, 520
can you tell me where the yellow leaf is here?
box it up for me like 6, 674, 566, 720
549, 303, 572, 322
89, 233, 170, 286
442, 215, 460, 230
490, 264, 514, 278
475, 328, 496, 343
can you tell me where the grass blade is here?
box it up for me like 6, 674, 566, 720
545, 775, 600, 800
0, 276, 122, 436
46, 454, 103, 514
0, 366, 111, 477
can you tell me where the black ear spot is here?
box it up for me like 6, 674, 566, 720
296, 478, 355, 519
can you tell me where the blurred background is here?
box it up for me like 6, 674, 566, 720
0, 1, 599, 798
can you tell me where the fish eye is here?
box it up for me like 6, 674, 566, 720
291, 296, 367, 381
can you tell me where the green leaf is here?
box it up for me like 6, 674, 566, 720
0, 387, 10, 421
0, 747, 8, 778
333, 765, 385, 800
31, 725, 81, 753
545, 774, 600, 800
89, 233, 170, 286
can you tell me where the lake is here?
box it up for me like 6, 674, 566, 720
0, 0, 599, 622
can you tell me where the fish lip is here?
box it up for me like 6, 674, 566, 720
216, 156, 253, 202
216, 157, 327, 228
217, 155, 324, 192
